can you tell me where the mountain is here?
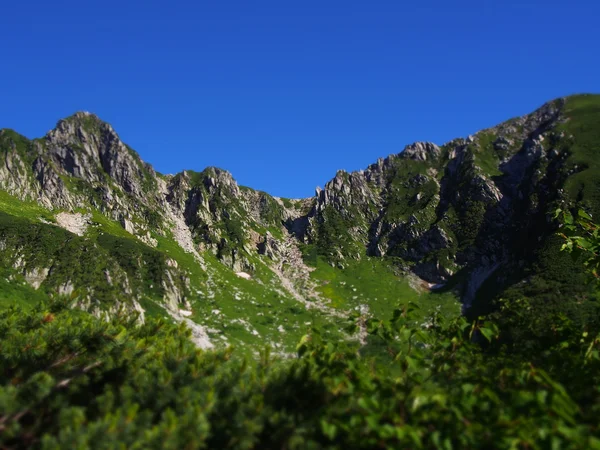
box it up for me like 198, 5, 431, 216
0, 94, 598, 350
302, 95, 600, 318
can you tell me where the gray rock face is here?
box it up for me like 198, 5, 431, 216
258, 232, 281, 260
33, 156, 76, 209
45, 113, 152, 197
401, 142, 441, 161
0, 146, 31, 200
315, 170, 380, 219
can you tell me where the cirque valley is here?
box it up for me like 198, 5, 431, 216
0, 94, 598, 352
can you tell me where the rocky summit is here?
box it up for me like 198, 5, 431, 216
0, 94, 599, 351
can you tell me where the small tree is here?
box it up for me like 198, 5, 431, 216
556, 208, 600, 283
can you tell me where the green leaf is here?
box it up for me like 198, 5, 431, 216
320, 420, 338, 440
479, 326, 496, 342
578, 209, 593, 221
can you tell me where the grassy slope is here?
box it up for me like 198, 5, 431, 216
0, 268, 49, 308
561, 95, 600, 216
308, 256, 459, 318
0, 189, 458, 351
470, 95, 600, 319
0, 189, 446, 353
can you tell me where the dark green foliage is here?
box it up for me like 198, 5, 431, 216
455, 200, 487, 249
560, 95, 600, 217
384, 158, 438, 223
97, 233, 187, 300
315, 206, 357, 261
557, 208, 600, 282
222, 214, 245, 246
491, 231, 597, 320
2, 292, 600, 449
0, 130, 31, 159
142, 208, 162, 230
467, 95, 600, 316
0, 130, 40, 174
0, 213, 126, 307
0, 211, 189, 310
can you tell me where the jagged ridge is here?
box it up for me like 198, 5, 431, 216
0, 94, 598, 348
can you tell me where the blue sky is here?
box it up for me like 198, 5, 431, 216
1, 0, 598, 198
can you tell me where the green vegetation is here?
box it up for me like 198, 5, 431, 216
560, 95, 600, 217
1, 276, 599, 448
557, 208, 600, 286
462, 95, 600, 318
0, 212, 132, 309
97, 233, 186, 300
472, 131, 503, 177
0, 268, 49, 309
0, 191, 54, 222
315, 206, 361, 260
308, 255, 460, 319
384, 158, 439, 223
0, 129, 37, 167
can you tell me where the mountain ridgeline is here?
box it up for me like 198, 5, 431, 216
0, 94, 599, 349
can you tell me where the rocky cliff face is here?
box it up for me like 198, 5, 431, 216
0, 95, 598, 325
0, 113, 301, 324
288, 96, 599, 312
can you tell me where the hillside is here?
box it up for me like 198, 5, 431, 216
0, 94, 599, 351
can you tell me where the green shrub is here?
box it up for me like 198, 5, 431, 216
1, 292, 599, 448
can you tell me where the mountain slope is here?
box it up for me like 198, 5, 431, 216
298, 95, 600, 317
0, 94, 598, 349
0, 113, 455, 351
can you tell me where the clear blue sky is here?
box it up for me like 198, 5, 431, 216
1, 1, 598, 198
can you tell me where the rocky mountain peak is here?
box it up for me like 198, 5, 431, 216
177, 168, 241, 200
49, 111, 109, 142
400, 142, 441, 161
202, 167, 239, 193
41, 111, 155, 200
